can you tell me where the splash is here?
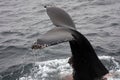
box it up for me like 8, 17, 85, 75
19, 56, 120, 80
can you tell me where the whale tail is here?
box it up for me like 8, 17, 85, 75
32, 6, 109, 80
32, 6, 76, 49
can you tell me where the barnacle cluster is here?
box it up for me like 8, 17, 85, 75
32, 44, 49, 49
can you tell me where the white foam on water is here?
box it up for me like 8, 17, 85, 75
99, 55, 114, 59
19, 56, 120, 80
19, 58, 72, 80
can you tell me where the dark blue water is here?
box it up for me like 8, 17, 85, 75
0, 0, 120, 80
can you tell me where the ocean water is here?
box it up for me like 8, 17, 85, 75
0, 0, 120, 80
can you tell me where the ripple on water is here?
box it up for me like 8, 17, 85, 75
0, 31, 24, 36
110, 22, 119, 26
0, 10, 13, 16
94, 46, 108, 55
91, 0, 120, 5
2, 46, 28, 52
2, 39, 24, 44
86, 33, 98, 36
0, 45, 28, 56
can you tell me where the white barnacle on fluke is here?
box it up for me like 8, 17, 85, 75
32, 6, 109, 80
43, 44, 49, 48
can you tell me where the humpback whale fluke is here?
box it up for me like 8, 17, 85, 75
32, 6, 109, 80
32, 27, 74, 49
